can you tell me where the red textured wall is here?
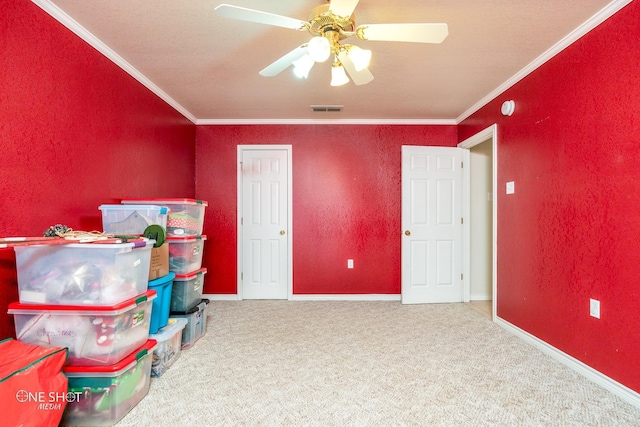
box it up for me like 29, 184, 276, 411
196, 125, 457, 295
459, 2, 640, 392
0, 1, 196, 338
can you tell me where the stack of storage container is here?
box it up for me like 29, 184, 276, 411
121, 199, 209, 361
99, 203, 186, 378
7, 236, 157, 426
98, 204, 173, 335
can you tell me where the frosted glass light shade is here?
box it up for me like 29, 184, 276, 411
347, 46, 372, 71
307, 36, 331, 63
330, 63, 349, 86
292, 54, 315, 79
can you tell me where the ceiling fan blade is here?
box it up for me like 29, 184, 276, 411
356, 23, 448, 43
328, 0, 360, 18
259, 45, 308, 76
337, 51, 374, 86
214, 4, 307, 30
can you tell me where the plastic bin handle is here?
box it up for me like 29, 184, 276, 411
135, 348, 148, 361
135, 294, 149, 304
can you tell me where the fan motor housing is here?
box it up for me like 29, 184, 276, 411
307, 4, 355, 39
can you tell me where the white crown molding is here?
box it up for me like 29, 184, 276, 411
33, 0, 632, 127
495, 316, 640, 409
456, 0, 633, 124
195, 118, 457, 125
32, 0, 198, 124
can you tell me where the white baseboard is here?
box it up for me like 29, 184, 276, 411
289, 294, 401, 301
203, 294, 401, 302
495, 316, 640, 409
203, 293, 240, 301
469, 294, 492, 301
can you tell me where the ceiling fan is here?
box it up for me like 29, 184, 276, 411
214, 0, 448, 86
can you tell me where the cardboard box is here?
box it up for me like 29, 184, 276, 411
148, 243, 169, 281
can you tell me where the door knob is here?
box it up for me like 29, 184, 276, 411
280, 230, 286, 235
404, 230, 411, 236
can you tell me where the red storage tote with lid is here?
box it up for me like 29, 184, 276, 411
166, 235, 207, 274
8, 290, 156, 366
14, 239, 153, 306
62, 339, 157, 426
121, 198, 208, 236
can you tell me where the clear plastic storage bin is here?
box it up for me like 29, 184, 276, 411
166, 235, 206, 274
99, 204, 168, 235
8, 290, 156, 366
171, 268, 206, 312
121, 198, 208, 236
170, 299, 209, 350
14, 240, 153, 306
62, 339, 157, 426
149, 317, 188, 377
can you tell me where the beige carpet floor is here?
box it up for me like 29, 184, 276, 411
113, 301, 640, 426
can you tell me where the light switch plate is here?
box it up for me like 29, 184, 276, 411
590, 298, 600, 319
506, 181, 515, 194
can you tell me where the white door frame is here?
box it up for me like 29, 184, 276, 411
458, 124, 498, 318
237, 145, 293, 300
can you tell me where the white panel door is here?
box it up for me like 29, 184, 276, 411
240, 148, 290, 299
401, 146, 463, 304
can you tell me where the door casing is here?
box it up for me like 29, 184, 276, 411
459, 124, 498, 317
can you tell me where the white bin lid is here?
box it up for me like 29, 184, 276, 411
149, 317, 188, 342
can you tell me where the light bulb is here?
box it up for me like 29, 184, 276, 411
292, 54, 314, 79
330, 63, 349, 86
307, 36, 331, 63
347, 45, 372, 71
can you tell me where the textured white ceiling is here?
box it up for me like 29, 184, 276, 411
38, 0, 623, 123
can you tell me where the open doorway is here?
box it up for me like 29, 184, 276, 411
459, 125, 497, 320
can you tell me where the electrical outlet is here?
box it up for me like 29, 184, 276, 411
590, 298, 600, 319
347, 259, 354, 269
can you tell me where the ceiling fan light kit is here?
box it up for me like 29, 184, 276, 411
330, 62, 350, 86
292, 54, 315, 79
346, 45, 372, 72
214, 1, 448, 87
307, 36, 332, 62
